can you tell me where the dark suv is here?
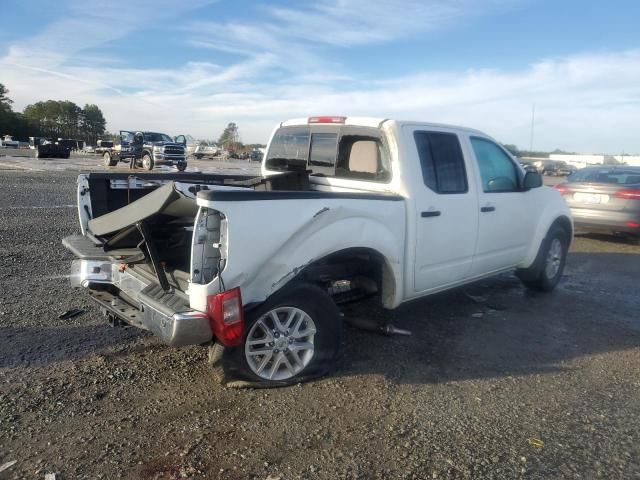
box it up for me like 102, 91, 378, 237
103, 131, 187, 171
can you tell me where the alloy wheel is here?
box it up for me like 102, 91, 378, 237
245, 307, 316, 381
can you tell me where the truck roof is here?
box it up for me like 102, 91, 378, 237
279, 116, 486, 136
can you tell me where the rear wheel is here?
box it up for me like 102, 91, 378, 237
103, 152, 117, 166
142, 153, 154, 170
217, 283, 342, 387
517, 224, 569, 291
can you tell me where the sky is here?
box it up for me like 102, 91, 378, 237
1, 0, 639, 153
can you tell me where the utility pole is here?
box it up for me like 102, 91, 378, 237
529, 103, 536, 152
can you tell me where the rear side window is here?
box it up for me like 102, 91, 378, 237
470, 137, 519, 192
414, 131, 467, 194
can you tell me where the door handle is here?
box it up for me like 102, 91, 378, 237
481, 206, 495, 213
421, 211, 441, 218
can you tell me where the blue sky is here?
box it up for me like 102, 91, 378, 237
1, 0, 639, 152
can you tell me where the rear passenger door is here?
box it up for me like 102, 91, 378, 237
467, 136, 534, 275
410, 129, 479, 292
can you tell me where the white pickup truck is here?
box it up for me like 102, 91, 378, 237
63, 116, 572, 387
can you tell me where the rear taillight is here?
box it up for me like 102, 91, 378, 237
554, 183, 570, 195
308, 116, 346, 124
615, 189, 640, 200
627, 222, 640, 228
207, 287, 244, 346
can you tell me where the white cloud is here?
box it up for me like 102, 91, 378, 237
1, 1, 639, 152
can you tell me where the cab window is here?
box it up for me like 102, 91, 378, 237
470, 137, 519, 192
265, 126, 390, 182
414, 131, 467, 194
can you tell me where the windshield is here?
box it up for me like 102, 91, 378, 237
568, 168, 640, 185
144, 132, 173, 143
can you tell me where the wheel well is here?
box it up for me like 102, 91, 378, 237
551, 215, 573, 239
296, 248, 395, 308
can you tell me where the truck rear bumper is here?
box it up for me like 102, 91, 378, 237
141, 302, 212, 346
571, 208, 640, 234
71, 257, 212, 347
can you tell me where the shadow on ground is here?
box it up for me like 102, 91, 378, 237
0, 322, 147, 368
2, 252, 639, 390
339, 251, 640, 385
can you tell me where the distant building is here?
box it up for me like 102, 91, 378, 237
549, 154, 640, 169
614, 155, 640, 167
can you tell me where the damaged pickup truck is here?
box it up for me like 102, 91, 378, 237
63, 116, 572, 387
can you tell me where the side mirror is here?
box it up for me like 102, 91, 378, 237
523, 171, 543, 190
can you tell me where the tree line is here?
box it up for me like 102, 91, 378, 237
0, 83, 107, 144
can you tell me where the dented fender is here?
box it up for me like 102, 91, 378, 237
196, 195, 406, 309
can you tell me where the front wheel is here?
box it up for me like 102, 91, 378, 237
142, 153, 154, 170
103, 152, 117, 166
517, 224, 569, 292
217, 283, 342, 387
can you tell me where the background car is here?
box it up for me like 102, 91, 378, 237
554, 161, 577, 176
555, 166, 640, 242
533, 159, 576, 176
193, 143, 219, 159
249, 149, 263, 162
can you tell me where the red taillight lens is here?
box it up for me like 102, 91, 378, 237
615, 189, 640, 200
554, 183, 570, 195
627, 221, 640, 228
207, 287, 244, 346
308, 116, 346, 124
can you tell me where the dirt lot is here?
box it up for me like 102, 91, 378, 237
1, 164, 639, 479
0, 149, 261, 176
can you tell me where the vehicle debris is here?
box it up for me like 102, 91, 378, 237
345, 316, 412, 336
57, 308, 85, 320
0, 460, 17, 473
528, 438, 545, 449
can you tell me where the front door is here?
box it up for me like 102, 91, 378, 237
466, 136, 535, 276
409, 127, 480, 293
119, 131, 137, 160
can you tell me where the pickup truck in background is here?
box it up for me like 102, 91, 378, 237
94, 140, 114, 156
63, 116, 572, 387
102, 131, 188, 171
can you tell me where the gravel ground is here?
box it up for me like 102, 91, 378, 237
1, 169, 640, 479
